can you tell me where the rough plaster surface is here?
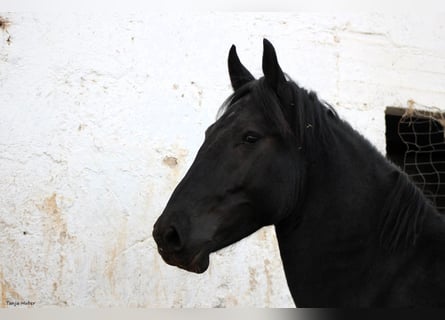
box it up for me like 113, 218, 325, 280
0, 12, 444, 307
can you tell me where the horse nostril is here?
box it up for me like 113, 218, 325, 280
163, 226, 183, 252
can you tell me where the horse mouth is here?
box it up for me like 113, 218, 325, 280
158, 249, 210, 274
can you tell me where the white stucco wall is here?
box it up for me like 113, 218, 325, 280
0, 12, 444, 307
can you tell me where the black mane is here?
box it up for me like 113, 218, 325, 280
379, 170, 433, 252
218, 77, 338, 149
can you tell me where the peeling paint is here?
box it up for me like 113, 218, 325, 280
0, 270, 23, 307
0, 16, 11, 32
162, 146, 189, 188
248, 267, 258, 292
105, 216, 128, 298
190, 81, 204, 107
263, 259, 273, 306
0, 16, 11, 45
36, 193, 68, 243
162, 156, 178, 168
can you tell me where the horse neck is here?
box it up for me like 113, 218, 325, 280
274, 112, 445, 306
280, 120, 396, 240
291, 120, 433, 248
274, 120, 416, 305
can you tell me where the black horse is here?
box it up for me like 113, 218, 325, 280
153, 39, 445, 307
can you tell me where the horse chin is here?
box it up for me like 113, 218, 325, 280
182, 253, 210, 274
160, 250, 210, 274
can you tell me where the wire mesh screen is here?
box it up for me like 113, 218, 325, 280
398, 108, 445, 213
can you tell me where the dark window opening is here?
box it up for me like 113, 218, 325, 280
385, 107, 445, 214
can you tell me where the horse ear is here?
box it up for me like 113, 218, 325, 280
228, 45, 255, 91
262, 39, 286, 91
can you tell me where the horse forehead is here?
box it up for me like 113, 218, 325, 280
215, 109, 262, 134
210, 96, 265, 135
212, 107, 242, 130
227, 99, 265, 123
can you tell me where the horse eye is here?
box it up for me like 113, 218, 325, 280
243, 132, 261, 144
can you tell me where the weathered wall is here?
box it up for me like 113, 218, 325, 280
0, 12, 444, 307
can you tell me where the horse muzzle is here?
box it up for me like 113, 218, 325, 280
152, 221, 210, 274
